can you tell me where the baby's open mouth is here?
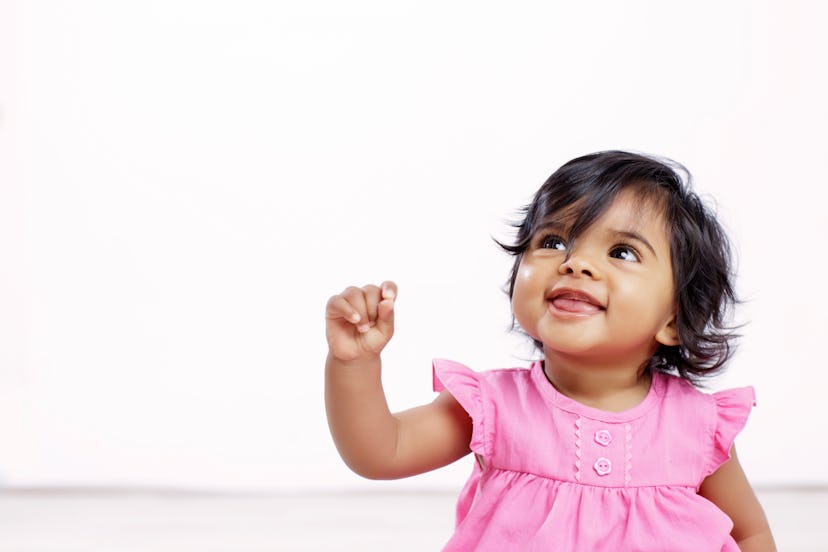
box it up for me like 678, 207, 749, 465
548, 290, 605, 314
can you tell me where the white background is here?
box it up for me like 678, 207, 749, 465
1, 1, 826, 492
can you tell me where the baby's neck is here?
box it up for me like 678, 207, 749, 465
542, 354, 652, 413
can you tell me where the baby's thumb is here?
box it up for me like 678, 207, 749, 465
374, 284, 396, 337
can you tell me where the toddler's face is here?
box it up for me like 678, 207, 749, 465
511, 189, 678, 367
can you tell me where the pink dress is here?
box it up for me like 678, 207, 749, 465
432, 359, 755, 551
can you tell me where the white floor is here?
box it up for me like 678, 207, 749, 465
0, 487, 822, 551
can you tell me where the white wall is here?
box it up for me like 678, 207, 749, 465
1, 0, 826, 492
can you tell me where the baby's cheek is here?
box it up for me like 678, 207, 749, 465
512, 264, 539, 306
511, 256, 552, 334
516, 261, 536, 281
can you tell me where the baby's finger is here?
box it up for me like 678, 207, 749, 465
326, 288, 365, 325
375, 289, 396, 337
380, 280, 397, 302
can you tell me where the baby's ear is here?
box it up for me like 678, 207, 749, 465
655, 315, 680, 346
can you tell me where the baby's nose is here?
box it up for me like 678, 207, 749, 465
559, 253, 599, 278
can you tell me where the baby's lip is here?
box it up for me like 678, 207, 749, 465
547, 288, 605, 309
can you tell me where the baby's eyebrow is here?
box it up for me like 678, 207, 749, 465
533, 221, 568, 235
609, 229, 658, 258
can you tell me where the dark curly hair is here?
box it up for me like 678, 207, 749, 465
499, 150, 738, 384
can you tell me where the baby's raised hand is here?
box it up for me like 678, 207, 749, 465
325, 281, 397, 362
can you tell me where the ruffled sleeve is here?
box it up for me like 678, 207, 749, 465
432, 359, 491, 457
704, 386, 756, 476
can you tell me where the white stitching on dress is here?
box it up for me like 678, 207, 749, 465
574, 416, 583, 482
625, 423, 632, 486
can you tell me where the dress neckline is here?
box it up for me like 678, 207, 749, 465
529, 360, 666, 422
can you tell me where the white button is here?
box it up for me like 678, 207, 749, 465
594, 457, 612, 476
594, 429, 612, 446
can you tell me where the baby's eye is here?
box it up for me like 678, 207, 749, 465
538, 235, 567, 251
609, 245, 639, 262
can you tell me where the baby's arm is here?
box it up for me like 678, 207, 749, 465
698, 445, 776, 551
325, 282, 472, 479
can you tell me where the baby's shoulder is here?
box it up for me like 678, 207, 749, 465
433, 359, 538, 402
656, 372, 755, 428
475, 364, 537, 390
480, 365, 533, 378
658, 371, 715, 402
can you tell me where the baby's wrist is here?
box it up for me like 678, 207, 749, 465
327, 351, 382, 370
